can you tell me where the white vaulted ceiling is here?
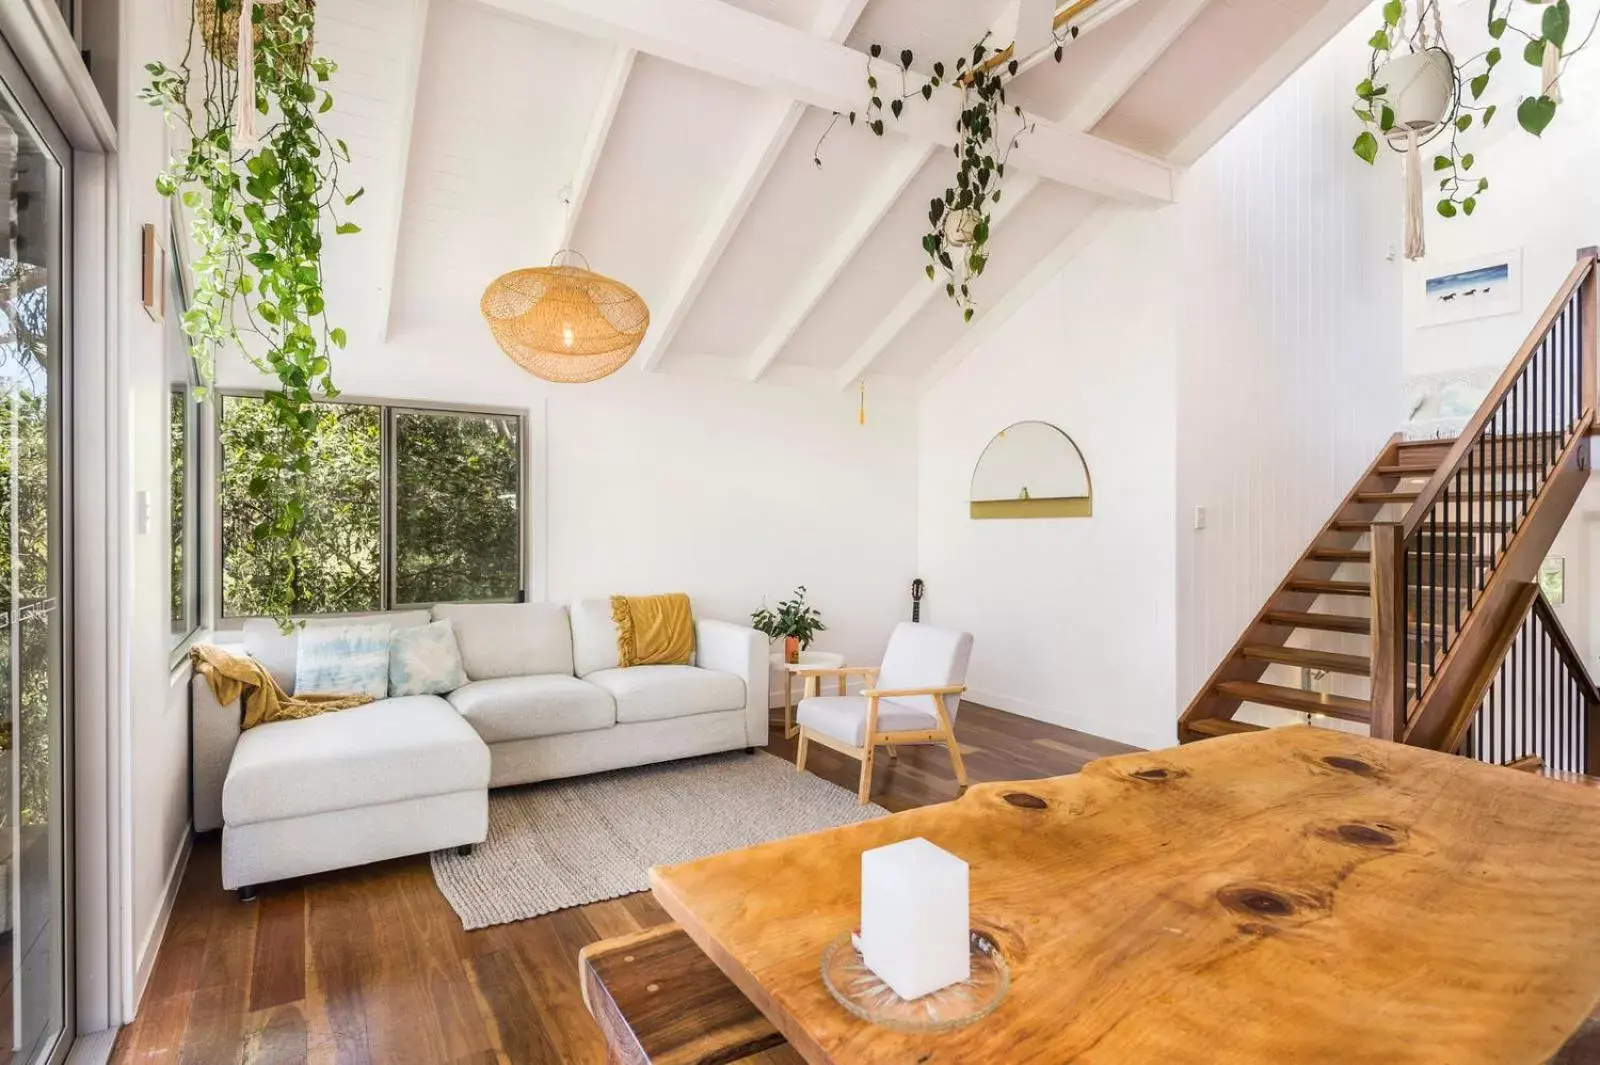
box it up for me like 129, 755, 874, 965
313, 0, 1370, 391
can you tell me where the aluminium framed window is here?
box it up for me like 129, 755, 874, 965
166, 223, 200, 657
213, 391, 528, 623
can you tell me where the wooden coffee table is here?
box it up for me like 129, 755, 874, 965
628, 727, 1600, 1064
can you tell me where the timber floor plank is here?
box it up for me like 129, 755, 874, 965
110, 703, 1136, 1065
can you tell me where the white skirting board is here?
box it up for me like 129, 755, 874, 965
132, 827, 192, 1011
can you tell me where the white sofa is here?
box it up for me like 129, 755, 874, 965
193, 600, 768, 896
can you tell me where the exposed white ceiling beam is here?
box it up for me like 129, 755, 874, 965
633, 0, 870, 372
554, 46, 635, 255
635, 98, 804, 371
1060, 0, 1213, 131
472, 0, 1175, 204
745, 140, 933, 382
1169, 0, 1371, 165
917, 205, 1117, 392
375, 0, 432, 341
833, 174, 1041, 391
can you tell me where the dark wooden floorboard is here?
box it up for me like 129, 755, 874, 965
110, 702, 1135, 1064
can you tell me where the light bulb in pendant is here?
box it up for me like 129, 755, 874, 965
562, 324, 575, 350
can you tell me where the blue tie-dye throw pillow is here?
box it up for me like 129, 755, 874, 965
389, 619, 467, 697
294, 623, 392, 700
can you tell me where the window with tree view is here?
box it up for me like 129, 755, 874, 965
218, 395, 524, 617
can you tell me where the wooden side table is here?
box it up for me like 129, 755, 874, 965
770, 651, 846, 739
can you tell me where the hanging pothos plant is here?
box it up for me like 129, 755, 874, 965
1351, 0, 1593, 224
817, 25, 1079, 320
142, 0, 363, 625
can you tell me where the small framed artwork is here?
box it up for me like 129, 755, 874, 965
141, 223, 165, 324
1539, 556, 1565, 606
1420, 249, 1521, 328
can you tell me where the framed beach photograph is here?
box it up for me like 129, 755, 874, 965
1420, 249, 1521, 327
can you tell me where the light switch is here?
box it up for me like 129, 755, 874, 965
1194, 506, 1207, 531
136, 490, 150, 534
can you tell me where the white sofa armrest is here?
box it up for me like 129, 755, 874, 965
696, 618, 769, 747
192, 670, 243, 833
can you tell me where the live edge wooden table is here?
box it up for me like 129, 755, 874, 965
582, 727, 1600, 1064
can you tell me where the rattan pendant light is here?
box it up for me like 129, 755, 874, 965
480, 251, 650, 384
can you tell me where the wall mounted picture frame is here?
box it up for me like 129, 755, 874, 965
1419, 248, 1521, 328
1539, 556, 1565, 607
141, 222, 165, 323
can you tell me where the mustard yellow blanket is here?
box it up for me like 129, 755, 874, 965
191, 642, 373, 730
611, 593, 696, 667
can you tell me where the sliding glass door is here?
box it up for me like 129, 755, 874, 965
0, 41, 69, 1065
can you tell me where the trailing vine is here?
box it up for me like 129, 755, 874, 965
142, 0, 363, 625
817, 24, 1080, 320
1351, 0, 1595, 220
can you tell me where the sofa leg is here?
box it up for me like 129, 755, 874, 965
456, 844, 475, 858
238, 885, 258, 904
744, 746, 755, 755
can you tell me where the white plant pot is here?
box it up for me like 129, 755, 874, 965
1375, 48, 1454, 133
943, 207, 981, 247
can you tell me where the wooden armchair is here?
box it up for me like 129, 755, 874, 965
793, 623, 975, 804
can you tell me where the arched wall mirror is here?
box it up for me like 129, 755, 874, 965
969, 421, 1092, 519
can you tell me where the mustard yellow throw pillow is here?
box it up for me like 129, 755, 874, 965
611, 593, 696, 667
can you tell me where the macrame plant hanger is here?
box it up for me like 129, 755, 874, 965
234, 0, 281, 149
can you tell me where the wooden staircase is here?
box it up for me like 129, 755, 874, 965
1181, 250, 1600, 753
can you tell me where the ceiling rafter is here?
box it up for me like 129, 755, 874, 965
553, 46, 636, 255
745, 139, 933, 382
917, 205, 1117, 393
633, 0, 872, 372
1059, 0, 1214, 131
375, 0, 432, 341
832, 174, 1042, 391
472, 0, 1176, 203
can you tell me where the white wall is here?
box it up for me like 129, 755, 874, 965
1174, 9, 1403, 706
119, 0, 191, 1013
917, 210, 1180, 751
917, 6, 1402, 749
1402, 4, 1600, 375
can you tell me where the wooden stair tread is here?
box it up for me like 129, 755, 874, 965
1186, 719, 1268, 737
1308, 548, 1370, 562
1262, 610, 1371, 634
1240, 645, 1371, 675
1216, 681, 1372, 722
1378, 462, 1443, 476
1357, 491, 1421, 503
1286, 578, 1370, 596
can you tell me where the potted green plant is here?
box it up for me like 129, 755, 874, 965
751, 586, 827, 664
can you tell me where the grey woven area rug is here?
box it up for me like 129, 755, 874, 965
431, 751, 888, 929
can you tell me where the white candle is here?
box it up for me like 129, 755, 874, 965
859, 837, 970, 1000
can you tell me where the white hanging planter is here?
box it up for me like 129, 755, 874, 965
1375, 47, 1455, 137
943, 207, 982, 247
1373, 47, 1456, 262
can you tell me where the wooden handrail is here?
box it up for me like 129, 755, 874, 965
1438, 582, 1541, 757
1401, 250, 1597, 540
1531, 592, 1600, 706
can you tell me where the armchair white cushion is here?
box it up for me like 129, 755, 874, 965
796, 622, 974, 804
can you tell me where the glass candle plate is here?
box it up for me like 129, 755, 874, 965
820, 928, 1010, 1033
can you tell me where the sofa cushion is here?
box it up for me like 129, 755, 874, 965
570, 598, 623, 677
222, 696, 488, 827
797, 695, 938, 747
432, 602, 573, 680
584, 665, 744, 725
295, 622, 391, 699
390, 619, 468, 697
447, 675, 615, 743
244, 610, 430, 694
